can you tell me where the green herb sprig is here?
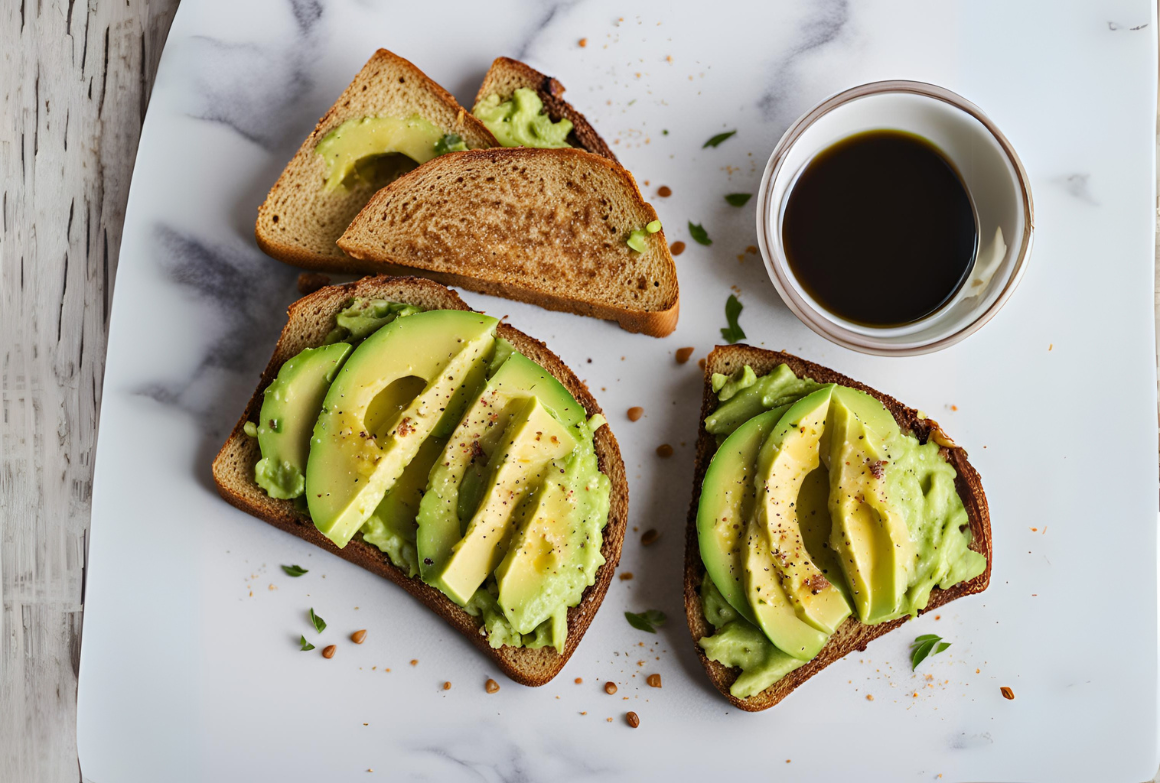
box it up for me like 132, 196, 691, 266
688, 222, 712, 246
625, 610, 667, 634
703, 130, 737, 148
910, 634, 951, 670
720, 295, 745, 344
282, 564, 308, 577
724, 193, 752, 207
299, 635, 316, 652
309, 608, 327, 634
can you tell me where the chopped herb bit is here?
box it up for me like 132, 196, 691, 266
724, 193, 752, 207
309, 607, 327, 634
646, 220, 662, 233
299, 635, 315, 651
720, 295, 745, 344
662, 129, 669, 135
909, 633, 951, 670
625, 610, 667, 633
703, 130, 737, 148
688, 221, 712, 246
281, 564, 308, 577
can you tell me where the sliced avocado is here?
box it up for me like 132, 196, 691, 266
315, 115, 448, 192
695, 405, 790, 624
254, 343, 352, 499
495, 416, 609, 635
415, 347, 583, 581
823, 398, 914, 624
305, 310, 497, 548
749, 386, 852, 636
429, 396, 576, 605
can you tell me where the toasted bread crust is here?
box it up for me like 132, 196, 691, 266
474, 57, 618, 162
255, 49, 498, 270
337, 147, 679, 337
211, 276, 628, 686
683, 345, 992, 711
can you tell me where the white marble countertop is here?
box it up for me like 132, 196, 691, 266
4, 1, 1159, 781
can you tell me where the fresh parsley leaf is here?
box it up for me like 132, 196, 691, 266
434, 133, 465, 156
309, 608, 326, 634
282, 564, 308, 577
703, 130, 737, 148
720, 295, 745, 344
724, 193, 752, 207
299, 635, 315, 651
688, 221, 712, 246
625, 610, 667, 633
909, 633, 951, 670
662, 129, 669, 135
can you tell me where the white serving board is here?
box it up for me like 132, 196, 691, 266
78, 1, 1158, 781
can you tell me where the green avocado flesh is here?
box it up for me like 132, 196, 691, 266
314, 115, 460, 193
249, 303, 610, 652
472, 88, 573, 149
696, 364, 986, 697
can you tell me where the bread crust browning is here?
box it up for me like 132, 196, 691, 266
682, 345, 992, 711
474, 56, 618, 162
211, 276, 628, 686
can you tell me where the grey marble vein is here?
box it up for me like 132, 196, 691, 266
757, 0, 850, 128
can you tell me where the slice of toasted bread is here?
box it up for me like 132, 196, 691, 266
474, 57, 617, 161
212, 276, 628, 686
336, 147, 679, 336
683, 345, 992, 711
255, 49, 497, 270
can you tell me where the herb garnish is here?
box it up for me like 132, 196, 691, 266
724, 193, 752, 207
910, 634, 951, 670
282, 564, 308, 577
434, 133, 464, 156
309, 608, 327, 634
625, 610, 667, 633
703, 130, 737, 148
720, 295, 745, 344
299, 635, 316, 651
688, 221, 712, 246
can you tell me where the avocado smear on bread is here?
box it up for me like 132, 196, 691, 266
473, 88, 573, 149
696, 364, 985, 697
315, 116, 464, 192
247, 299, 611, 652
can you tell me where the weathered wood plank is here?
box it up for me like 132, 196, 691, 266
0, 2, 179, 780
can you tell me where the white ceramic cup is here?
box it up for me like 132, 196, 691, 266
756, 80, 1034, 356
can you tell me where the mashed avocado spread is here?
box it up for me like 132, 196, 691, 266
696, 364, 986, 698
473, 88, 573, 149
248, 298, 610, 652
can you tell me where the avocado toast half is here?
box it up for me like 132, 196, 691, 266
213, 276, 628, 685
683, 345, 992, 711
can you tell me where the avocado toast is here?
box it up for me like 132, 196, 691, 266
684, 345, 991, 711
212, 276, 628, 685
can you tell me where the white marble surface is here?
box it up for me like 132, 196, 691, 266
76, 1, 1158, 781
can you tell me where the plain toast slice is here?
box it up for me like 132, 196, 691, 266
474, 56, 617, 161
336, 147, 679, 336
683, 345, 992, 711
212, 276, 628, 686
255, 49, 497, 269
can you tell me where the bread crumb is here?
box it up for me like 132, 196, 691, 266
485, 678, 500, 693
656, 444, 674, 458
675, 346, 695, 364
670, 241, 685, 256
640, 529, 660, 546
575, 677, 583, 684
866, 694, 874, 701
443, 682, 452, 691
619, 572, 634, 581
1001, 686, 1015, 700
657, 185, 672, 197
410, 659, 418, 666
626, 711, 640, 728
646, 673, 662, 688
697, 358, 706, 370
746, 245, 758, 254
627, 406, 644, 422
322, 645, 336, 659
604, 681, 618, 695
578, 37, 588, 47
351, 629, 367, 644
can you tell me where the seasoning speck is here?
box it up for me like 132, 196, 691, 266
626, 711, 640, 728
410, 659, 419, 666
866, 694, 874, 701
485, 679, 500, 694
578, 37, 588, 47
657, 186, 672, 197
641, 529, 660, 546
619, 572, 634, 581
656, 444, 674, 458
575, 677, 584, 684
1001, 686, 1015, 700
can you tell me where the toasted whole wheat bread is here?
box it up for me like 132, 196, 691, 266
212, 276, 628, 686
474, 57, 617, 161
255, 49, 497, 269
683, 345, 992, 711
336, 147, 679, 337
